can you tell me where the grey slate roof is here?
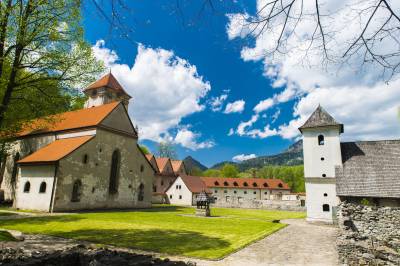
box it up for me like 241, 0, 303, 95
299, 105, 343, 133
336, 140, 400, 198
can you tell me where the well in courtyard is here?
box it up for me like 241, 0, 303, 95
0, 206, 305, 259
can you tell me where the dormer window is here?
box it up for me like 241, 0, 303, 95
263, 183, 268, 187
214, 181, 219, 186
318, 135, 325, 145
278, 183, 283, 188
233, 182, 238, 186
252, 182, 257, 187
223, 181, 229, 186
243, 182, 248, 187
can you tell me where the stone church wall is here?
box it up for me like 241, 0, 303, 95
337, 201, 400, 265
53, 129, 154, 211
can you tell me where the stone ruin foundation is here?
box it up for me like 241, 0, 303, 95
337, 201, 400, 265
0, 246, 194, 266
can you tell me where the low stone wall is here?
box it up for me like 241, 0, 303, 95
0, 246, 193, 266
337, 201, 400, 265
212, 198, 306, 211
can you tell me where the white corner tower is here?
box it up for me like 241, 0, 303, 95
83, 72, 131, 109
299, 105, 343, 224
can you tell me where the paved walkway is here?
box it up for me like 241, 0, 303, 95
192, 219, 339, 266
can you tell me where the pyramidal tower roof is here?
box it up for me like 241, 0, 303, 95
84, 73, 132, 99
299, 105, 343, 133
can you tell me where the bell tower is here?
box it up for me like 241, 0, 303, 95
84, 73, 131, 109
299, 105, 343, 223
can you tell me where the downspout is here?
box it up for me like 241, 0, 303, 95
49, 162, 59, 213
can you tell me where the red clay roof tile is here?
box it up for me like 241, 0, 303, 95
18, 136, 94, 164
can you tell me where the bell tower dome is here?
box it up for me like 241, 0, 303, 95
83, 73, 131, 109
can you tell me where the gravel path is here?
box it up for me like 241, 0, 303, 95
192, 219, 339, 266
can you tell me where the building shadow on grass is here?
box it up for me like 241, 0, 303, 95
54, 228, 230, 257
0, 215, 83, 226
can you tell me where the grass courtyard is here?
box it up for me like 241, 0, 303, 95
0, 206, 305, 259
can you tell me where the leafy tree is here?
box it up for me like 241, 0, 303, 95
189, 167, 203, 176
139, 145, 150, 155
221, 163, 239, 178
202, 169, 221, 177
0, 0, 103, 134
157, 141, 178, 159
256, 165, 305, 192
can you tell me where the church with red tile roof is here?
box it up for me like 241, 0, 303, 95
0, 73, 155, 212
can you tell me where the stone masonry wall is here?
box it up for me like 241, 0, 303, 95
337, 201, 400, 265
212, 198, 306, 211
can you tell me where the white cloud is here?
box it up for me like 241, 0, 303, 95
237, 114, 259, 136
92, 40, 214, 148
224, 100, 245, 114
232, 153, 256, 162
271, 108, 281, 123
226, 1, 400, 141
174, 128, 215, 150
209, 93, 228, 112
253, 98, 274, 113
228, 128, 235, 136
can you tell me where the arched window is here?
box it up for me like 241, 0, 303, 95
318, 135, 325, 145
138, 183, 144, 201
233, 181, 238, 186
223, 181, 229, 186
11, 152, 20, 185
82, 154, 88, 164
263, 183, 268, 187
23, 182, 30, 193
140, 165, 144, 172
323, 204, 330, 212
214, 181, 219, 186
71, 180, 82, 202
39, 182, 47, 193
243, 182, 248, 187
109, 149, 120, 194
252, 182, 257, 187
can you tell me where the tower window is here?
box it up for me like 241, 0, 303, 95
318, 135, 325, 145
321, 157, 325, 161
322, 204, 330, 212
83, 154, 88, 164
71, 180, 82, 202
39, 182, 47, 193
23, 182, 30, 193
322, 174, 326, 177
324, 193, 328, 197
109, 149, 120, 194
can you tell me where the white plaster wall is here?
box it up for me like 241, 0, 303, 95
303, 127, 342, 178
15, 165, 55, 211
211, 187, 290, 201
305, 181, 339, 223
165, 177, 193, 206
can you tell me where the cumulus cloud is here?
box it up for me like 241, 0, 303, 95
254, 98, 274, 113
224, 100, 245, 114
92, 40, 214, 149
226, 0, 400, 141
209, 93, 228, 112
174, 127, 215, 150
232, 153, 256, 162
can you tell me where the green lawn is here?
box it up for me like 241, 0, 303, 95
0, 206, 305, 259
0, 230, 16, 241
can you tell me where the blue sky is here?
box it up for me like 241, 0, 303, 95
82, 1, 400, 167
